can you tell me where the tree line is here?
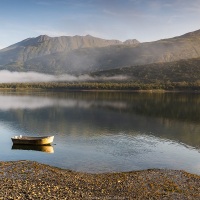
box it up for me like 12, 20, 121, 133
0, 81, 199, 91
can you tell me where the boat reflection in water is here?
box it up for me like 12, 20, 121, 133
12, 144, 54, 153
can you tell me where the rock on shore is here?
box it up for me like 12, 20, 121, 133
0, 160, 200, 199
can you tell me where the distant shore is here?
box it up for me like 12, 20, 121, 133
0, 82, 199, 93
0, 160, 200, 199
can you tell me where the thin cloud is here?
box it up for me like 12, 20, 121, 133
36, 1, 52, 6
103, 9, 118, 16
162, 3, 174, 8
166, 0, 200, 13
103, 9, 156, 19
167, 15, 184, 24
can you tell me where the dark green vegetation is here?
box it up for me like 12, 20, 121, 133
0, 81, 199, 90
92, 57, 200, 83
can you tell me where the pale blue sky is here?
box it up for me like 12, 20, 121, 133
1, 0, 200, 49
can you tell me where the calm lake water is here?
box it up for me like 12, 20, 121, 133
0, 91, 200, 174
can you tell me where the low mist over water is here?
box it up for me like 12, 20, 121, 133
0, 70, 127, 83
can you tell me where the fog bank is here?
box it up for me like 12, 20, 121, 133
0, 70, 127, 83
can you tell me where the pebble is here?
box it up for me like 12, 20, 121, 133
0, 161, 200, 199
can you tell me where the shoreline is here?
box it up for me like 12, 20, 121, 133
0, 87, 200, 94
0, 82, 199, 93
1, 160, 200, 199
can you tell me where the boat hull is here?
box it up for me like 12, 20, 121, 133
11, 136, 54, 146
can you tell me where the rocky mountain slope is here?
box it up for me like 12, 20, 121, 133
0, 35, 133, 65
1, 29, 200, 75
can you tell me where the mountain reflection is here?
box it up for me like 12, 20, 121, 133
0, 91, 200, 148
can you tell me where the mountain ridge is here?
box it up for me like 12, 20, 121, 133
1, 29, 200, 76
1, 34, 139, 52
0, 34, 139, 65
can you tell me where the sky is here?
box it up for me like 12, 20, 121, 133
0, 0, 200, 49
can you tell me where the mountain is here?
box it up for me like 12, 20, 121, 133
1, 29, 200, 75
123, 39, 140, 45
0, 35, 128, 65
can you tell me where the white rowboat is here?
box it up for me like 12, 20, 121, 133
11, 135, 54, 146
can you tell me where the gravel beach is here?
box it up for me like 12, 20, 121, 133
0, 160, 200, 199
